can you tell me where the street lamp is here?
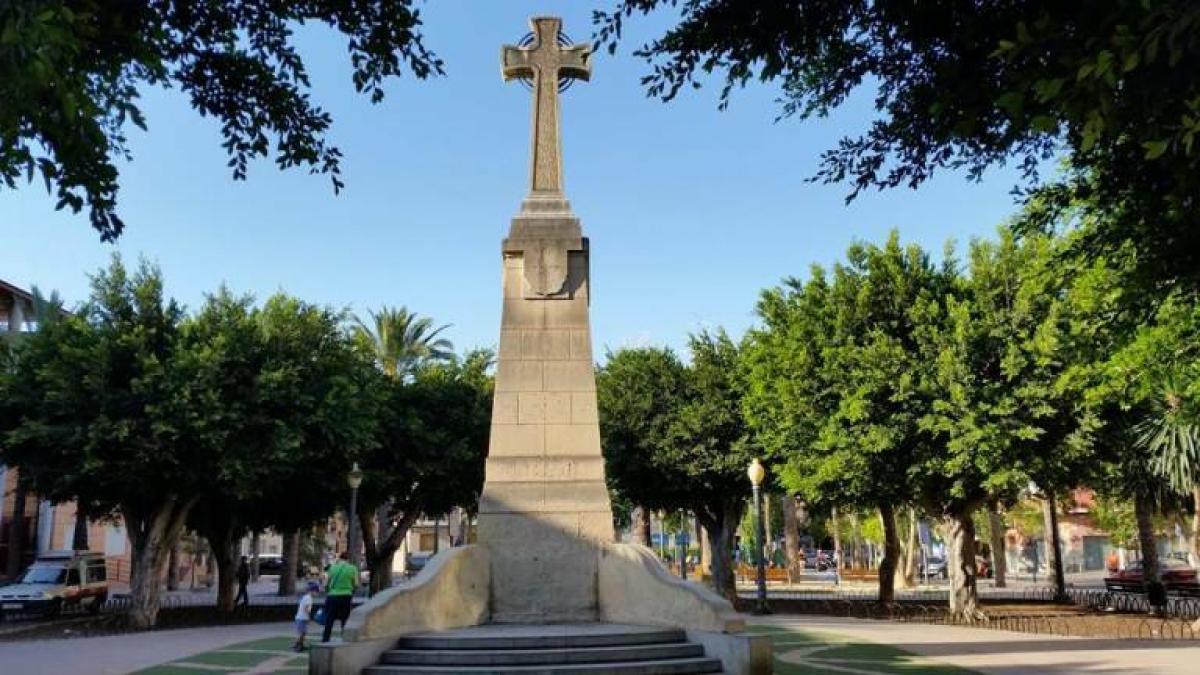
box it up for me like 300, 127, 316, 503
747, 458, 770, 614
347, 462, 365, 568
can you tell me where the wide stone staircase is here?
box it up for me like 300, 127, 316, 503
362, 624, 724, 674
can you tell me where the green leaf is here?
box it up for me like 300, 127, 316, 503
997, 91, 1024, 116
1031, 115, 1057, 133
1143, 140, 1169, 159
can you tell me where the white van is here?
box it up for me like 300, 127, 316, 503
0, 550, 109, 617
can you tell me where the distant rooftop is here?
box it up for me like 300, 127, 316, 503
0, 278, 35, 303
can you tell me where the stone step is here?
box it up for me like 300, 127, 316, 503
394, 627, 687, 651
382, 642, 704, 666
362, 657, 723, 675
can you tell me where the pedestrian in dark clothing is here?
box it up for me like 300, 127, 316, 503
236, 556, 250, 607
321, 551, 359, 642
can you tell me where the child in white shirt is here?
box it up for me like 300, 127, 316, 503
293, 580, 319, 652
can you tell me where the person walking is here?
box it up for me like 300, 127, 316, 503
235, 556, 250, 607
321, 551, 359, 642
293, 581, 319, 652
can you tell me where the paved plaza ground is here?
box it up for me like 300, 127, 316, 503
3, 614, 1200, 674
754, 615, 1200, 674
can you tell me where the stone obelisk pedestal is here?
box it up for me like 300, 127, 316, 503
477, 206, 614, 623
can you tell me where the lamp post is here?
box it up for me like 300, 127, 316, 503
657, 510, 667, 561
747, 458, 770, 614
346, 462, 364, 568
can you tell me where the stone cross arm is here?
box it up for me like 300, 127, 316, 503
501, 17, 592, 198
501, 18, 592, 83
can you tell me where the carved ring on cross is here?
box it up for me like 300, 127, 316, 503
514, 31, 580, 92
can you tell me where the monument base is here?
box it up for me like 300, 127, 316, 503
312, 543, 771, 674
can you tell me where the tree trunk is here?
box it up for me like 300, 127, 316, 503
5, 483, 28, 579
1134, 490, 1167, 614
878, 504, 899, 604
204, 550, 215, 588
831, 505, 843, 571
697, 519, 712, 579
72, 506, 89, 551
634, 507, 652, 547
762, 493, 772, 564
699, 498, 745, 602
249, 531, 260, 581
166, 542, 180, 591
278, 530, 299, 596
210, 527, 239, 613
1190, 486, 1200, 569
944, 506, 984, 621
1042, 490, 1066, 600
124, 497, 196, 628
988, 502, 1007, 588
361, 508, 418, 596
898, 507, 917, 588
781, 495, 803, 583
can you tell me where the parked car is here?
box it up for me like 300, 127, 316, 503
1105, 559, 1200, 595
405, 554, 432, 577
920, 557, 948, 579
0, 550, 108, 618
256, 554, 285, 575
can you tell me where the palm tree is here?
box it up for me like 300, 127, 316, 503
1140, 380, 1200, 566
353, 306, 454, 379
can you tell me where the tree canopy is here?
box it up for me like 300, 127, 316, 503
1, 0, 441, 239
598, 331, 759, 600
596, 1, 1200, 293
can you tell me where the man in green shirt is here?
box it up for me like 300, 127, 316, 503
321, 551, 360, 642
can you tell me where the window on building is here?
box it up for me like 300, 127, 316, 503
104, 525, 126, 556
418, 533, 435, 552
87, 562, 107, 583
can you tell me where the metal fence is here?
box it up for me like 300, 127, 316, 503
752, 589, 1200, 641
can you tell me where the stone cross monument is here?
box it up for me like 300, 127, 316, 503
477, 16, 615, 623
313, 18, 765, 673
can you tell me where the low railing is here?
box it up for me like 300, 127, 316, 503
772, 597, 1200, 640
750, 589, 1200, 641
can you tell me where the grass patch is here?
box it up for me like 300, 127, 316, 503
133, 666, 232, 675
223, 636, 296, 651
756, 624, 978, 675
172, 650, 275, 668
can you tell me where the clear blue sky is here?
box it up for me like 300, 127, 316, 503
1, 3, 1031, 357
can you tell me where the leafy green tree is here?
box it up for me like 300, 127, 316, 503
0, 257, 193, 627
596, 1, 1200, 294
182, 290, 379, 609
743, 232, 947, 604
599, 332, 759, 601
1105, 294, 1200, 580
356, 350, 492, 594
1, 1, 442, 238
914, 230, 1096, 618
597, 347, 691, 517
353, 306, 454, 380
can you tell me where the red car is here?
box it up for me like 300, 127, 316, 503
1104, 559, 1200, 595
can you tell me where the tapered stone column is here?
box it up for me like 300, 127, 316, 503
477, 211, 615, 623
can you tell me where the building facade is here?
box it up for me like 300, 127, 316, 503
0, 279, 134, 583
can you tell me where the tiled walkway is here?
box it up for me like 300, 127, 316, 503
5, 615, 1200, 674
